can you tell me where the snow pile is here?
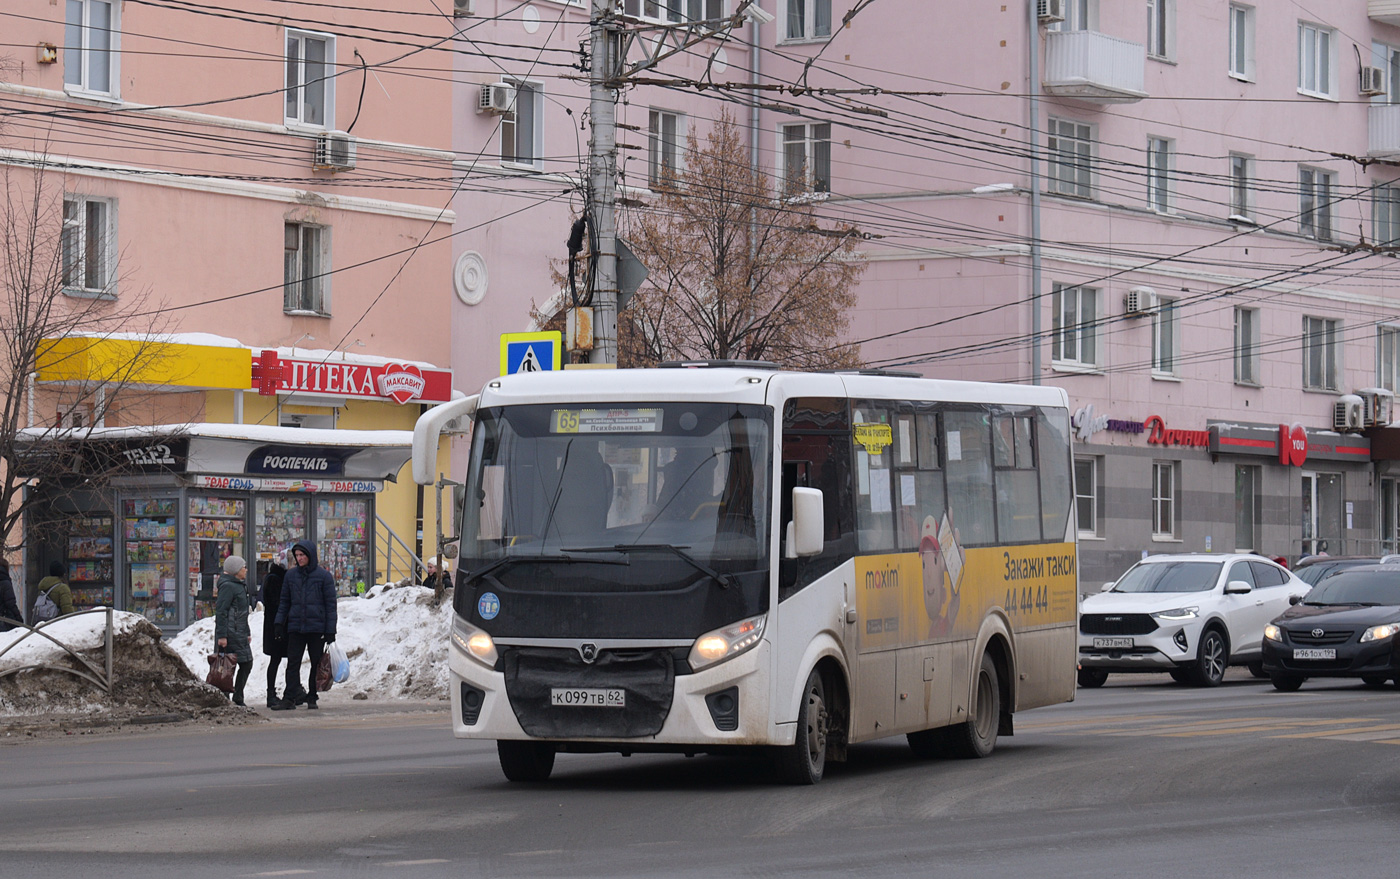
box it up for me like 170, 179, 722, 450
167, 584, 454, 704
0, 584, 453, 721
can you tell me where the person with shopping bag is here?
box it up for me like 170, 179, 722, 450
270, 541, 336, 710
213, 556, 254, 706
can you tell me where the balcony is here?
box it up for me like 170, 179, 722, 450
1370, 105, 1400, 158
1371, 1, 1400, 27
1043, 30, 1147, 104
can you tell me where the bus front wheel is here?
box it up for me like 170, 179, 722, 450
945, 652, 1001, 759
774, 669, 829, 785
497, 740, 555, 782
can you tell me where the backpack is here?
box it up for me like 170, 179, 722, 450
32, 586, 59, 622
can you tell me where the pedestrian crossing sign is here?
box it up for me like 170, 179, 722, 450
499, 332, 562, 376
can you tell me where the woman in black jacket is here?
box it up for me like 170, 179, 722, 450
0, 559, 22, 630
260, 552, 304, 707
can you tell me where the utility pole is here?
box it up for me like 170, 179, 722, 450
583, 1, 769, 365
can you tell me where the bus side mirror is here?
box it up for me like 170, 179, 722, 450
790, 487, 824, 558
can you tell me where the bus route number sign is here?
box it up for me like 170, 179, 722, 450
550, 408, 663, 434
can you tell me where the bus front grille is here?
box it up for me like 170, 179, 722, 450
501, 647, 674, 738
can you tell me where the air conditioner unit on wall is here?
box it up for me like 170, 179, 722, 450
1360, 66, 1387, 97
1357, 387, 1394, 427
1037, 0, 1066, 24
1334, 394, 1365, 433
313, 132, 356, 171
1124, 286, 1156, 317
478, 82, 516, 115
453, 0, 475, 16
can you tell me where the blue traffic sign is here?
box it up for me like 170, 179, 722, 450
499, 332, 562, 375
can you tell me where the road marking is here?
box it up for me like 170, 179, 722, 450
1269, 723, 1400, 740
380, 860, 449, 866
241, 871, 314, 877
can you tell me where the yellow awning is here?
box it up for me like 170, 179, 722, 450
36, 338, 251, 390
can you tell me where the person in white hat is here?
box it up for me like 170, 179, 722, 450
421, 556, 452, 590
214, 555, 254, 706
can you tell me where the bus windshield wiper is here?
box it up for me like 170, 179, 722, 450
564, 544, 734, 589
464, 552, 613, 586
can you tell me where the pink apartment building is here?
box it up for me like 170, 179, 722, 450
448, 1, 1400, 583
2, 2, 458, 625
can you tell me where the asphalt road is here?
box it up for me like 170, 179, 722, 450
3, 670, 1399, 879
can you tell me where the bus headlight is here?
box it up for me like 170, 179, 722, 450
689, 614, 766, 671
451, 614, 498, 667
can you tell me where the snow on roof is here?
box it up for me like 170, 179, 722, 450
59, 332, 445, 371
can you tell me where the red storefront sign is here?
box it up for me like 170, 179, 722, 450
250, 353, 452, 404
1144, 414, 1210, 448
1278, 423, 1307, 467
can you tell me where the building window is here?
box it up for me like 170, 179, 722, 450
286, 30, 335, 129
502, 80, 541, 168
1152, 295, 1178, 376
61, 196, 115, 296
1229, 153, 1252, 220
1234, 307, 1259, 385
1376, 185, 1400, 245
1303, 316, 1340, 391
1229, 4, 1254, 80
1074, 457, 1099, 537
1298, 22, 1334, 98
781, 122, 831, 195
1383, 44, 1400, 107
625, 0, 724, 23
1051, 283, 1097, 367
284, 222, 328, 314
784, 0, 831, 41
1147, 137, 1172, 213
1235, 465, 1260, 552
1298, 167, 1333, 240
64, 0, 118, 96
1152, 461, 1177, 538
1051, 0, 1093, 31
1147, 0, 1173, 60
1380, 326, 1400, 393
648, 110, 683, 188
1048, 118, 1093, 199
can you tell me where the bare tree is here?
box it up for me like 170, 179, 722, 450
620, 108, 866, 369
0, 156, 174, 553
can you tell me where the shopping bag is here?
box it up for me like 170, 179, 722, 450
328, 642, 350, 684
316, 651, 333, 692
206, 652, 237, 694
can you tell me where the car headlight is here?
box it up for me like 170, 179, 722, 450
1360, 623, 1400, 643
1263, 624, 1282, 642
451, 614, 498, 667
688, 614, 766, 671
1152, 606, 1199, 621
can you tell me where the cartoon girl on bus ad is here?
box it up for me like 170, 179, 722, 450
920, 514, 964, 638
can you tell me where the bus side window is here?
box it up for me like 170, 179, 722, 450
1037, 407, 1074, 542
779, 411, 855, 600
944, 408, 996, 546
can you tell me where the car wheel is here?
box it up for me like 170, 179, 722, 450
773, 669, 828, 784
1169, 668, 1193, 684
497, 740, 555, 782
1247, 661, 1266, 679
1189, 628, 1227, 687
1362, 674, 1391, 688
1077, 668, 1109, 688
1270, 674, 1304, 692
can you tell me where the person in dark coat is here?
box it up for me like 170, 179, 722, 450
260, 550, 298, 708
213, 556, 254, 706
34, 560, 74, 618
271, 541, 337, 710
0, 559, 22, 630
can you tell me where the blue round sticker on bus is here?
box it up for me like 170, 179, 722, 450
478, 592, 501, 620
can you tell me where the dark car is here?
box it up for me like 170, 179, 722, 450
1290, 556, 1383, 587
1261, 565, 1400, 691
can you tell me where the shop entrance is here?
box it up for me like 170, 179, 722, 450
1301, 470, 1343, 556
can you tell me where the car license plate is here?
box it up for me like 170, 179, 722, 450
1292, 648, 1336, 660
550, 688, 625, 708
1093, 637, 1134, 649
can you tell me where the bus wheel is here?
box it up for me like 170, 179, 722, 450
497, 740, 555, 782
947, 652, 1001, 759
774, 669, 828, 784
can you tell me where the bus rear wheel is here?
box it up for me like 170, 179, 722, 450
945, 652, 1001, 759
774, 669, 828, 785
497, 740, 555, 782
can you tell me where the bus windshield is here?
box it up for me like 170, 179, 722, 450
460, 402, 772, 578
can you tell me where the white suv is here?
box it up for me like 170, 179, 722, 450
1078, 553, 1310, 687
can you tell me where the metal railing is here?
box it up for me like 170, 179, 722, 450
376, 514, 426, 584
0, 607, 115, 692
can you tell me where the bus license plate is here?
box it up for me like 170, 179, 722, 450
1293, 648, 1336, 660
1093, 637, 1134, 649
551, 688, 625, 708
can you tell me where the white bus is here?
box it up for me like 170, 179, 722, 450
412, 363, 1078, 784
